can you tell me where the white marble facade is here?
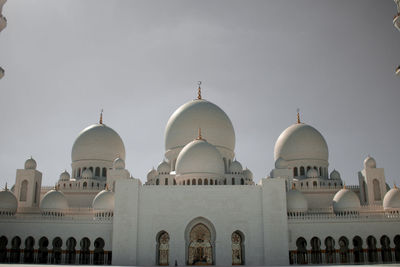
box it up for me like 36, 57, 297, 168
0, 90, 400, 266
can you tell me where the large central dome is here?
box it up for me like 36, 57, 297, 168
165, 99, 235, 153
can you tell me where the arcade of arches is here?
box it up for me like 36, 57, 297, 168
290, 235, 400, 265
0, 236, 110, 265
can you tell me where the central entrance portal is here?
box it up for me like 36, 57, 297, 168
188, 223, 213, 265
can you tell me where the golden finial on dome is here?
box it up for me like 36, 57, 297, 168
394, 182, 398, 189
291, 183, 295, 190
99, 109, 103, 124
297, 108, 301, 124
196, 128, 202, 140
106, 183, 109, 191
197, 81, 202, 100
343, 182, 346, 189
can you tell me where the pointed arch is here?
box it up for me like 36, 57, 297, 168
367, 236, 378, 262
185, 217, 216, 265
310, 237, 322, 264
0, 236, 8, 263
79, 237, 91, 264
156, 231, 169, 265
373, 179, 381, 201
20, 180, 28, 201
296, 237, 307, 264
380, 235, 392, 262
52, 237, 62, 264
232, 230, 245, 265
338, 236, 349, 263
38, 237, 49, 264
94, 237, 105, 265
353, 236, 364, 263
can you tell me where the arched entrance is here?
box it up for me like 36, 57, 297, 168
188, 224, 213, 265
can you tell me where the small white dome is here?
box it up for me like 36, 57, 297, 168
40, 190, 69, 210
147, 168, 157, 181
383, 186, 400, 210
82, 169, 93, 179
165, 99, 235, 153
286, 189, 308, 213
275, 157, 288, 169
176, 139, 224, 176
59, 170, 70, 181
92, 190, 114, 211
157, 161, 170, 174
71, 124, 125, 163
274, 123, 329, 162
24, 157, 37, 170
230, 160, 243, 173
332, 188, 360, 213
0, 189, 18, 214
330, 169, 341, 180
113, 157, 125, 169
364, 156, 376, 169
243, 168, 253, 180
306, 168, 319, 178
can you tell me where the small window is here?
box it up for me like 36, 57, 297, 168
156, 179, 159, 185
241, 178, 244, 185
102, 168, 107, 177
165, 178, 168, 185
294, 167, 298, 177
232, 178, 235, 185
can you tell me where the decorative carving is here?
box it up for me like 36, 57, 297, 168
158, 232, 169, 266
188, 224, 212, 265
232, 232, 242, 265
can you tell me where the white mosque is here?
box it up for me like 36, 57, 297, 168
0, 85, 399, 266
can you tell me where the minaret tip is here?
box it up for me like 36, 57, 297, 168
99, 109, 103, 124
197, 81, 202, 100
297, 108, 301, 124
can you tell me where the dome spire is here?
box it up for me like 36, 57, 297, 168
297, 108, 301, 124
4, 182, 7, 191
196, 128, 203, 140
197, 81, 202, 100
99, 109, 103, 124
394, 182, 398, 189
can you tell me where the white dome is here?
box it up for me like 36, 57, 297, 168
40, 190, 69, 210
286, 189, 308, 213
82, 169, 93, 179
71, 124, 125, 163
92, 190, 114, 211
147, 168, 157, 181
243, 168, 253, 180
24, 157, 37, 170
0, 190, 17, 214
165, 99, 235, 153
113, 157, 125, 169
306, 168, 319, 178
364, 156, 376, 169
230, 160, 243, 173
59, 170, 70, 181
275, 157, 288, 169
383, 187, 400, 210
274, 123, 329, 162
157, 161, 170, 174
332, 188, 360, 213
176, 139, 224, 176
330, 169, 341, 180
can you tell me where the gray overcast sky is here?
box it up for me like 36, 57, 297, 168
0, 0, 399, 187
